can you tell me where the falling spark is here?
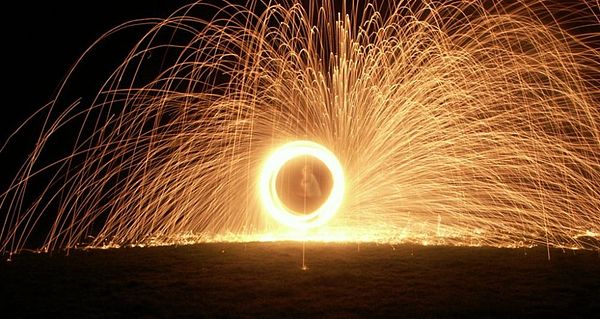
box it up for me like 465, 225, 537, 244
1, 0, 599, 255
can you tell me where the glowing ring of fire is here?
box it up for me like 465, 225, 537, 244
259, 141, 344, 230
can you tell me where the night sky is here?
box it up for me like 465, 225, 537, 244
2, 0, 597, 170
2, 1, 190, 187
0, 0, 344, 199
1, 0, 598, 246
1, 2, 196, 247
2, 0, 597, 151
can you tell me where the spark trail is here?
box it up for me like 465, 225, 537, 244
1, 0, 599, 254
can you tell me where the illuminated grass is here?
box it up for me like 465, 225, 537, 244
2, 243, 599, 318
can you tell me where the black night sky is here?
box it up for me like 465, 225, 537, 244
3, 1, 189, 167
2, 0, 597, 175
1, 2, 194, 248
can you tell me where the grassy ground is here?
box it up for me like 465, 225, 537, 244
1, 242, 599, 318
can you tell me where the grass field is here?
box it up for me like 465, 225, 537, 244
1, 242, 599, 318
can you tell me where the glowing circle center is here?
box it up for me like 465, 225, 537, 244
260, 141, 344, 230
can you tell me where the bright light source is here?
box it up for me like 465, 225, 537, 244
259, 141, 344, 230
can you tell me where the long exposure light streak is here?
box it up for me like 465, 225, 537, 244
1, 0, 599, 255
259, 140, 344, 230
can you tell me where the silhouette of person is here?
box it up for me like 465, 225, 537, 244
299, 165, 322, 198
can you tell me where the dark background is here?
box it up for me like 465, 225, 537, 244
0, 1, 597, 248
0, 2, 194, 248
1, 0, 597, 186
1, 1, 190, 184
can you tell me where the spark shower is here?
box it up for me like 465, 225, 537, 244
1, 0, 599, 255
